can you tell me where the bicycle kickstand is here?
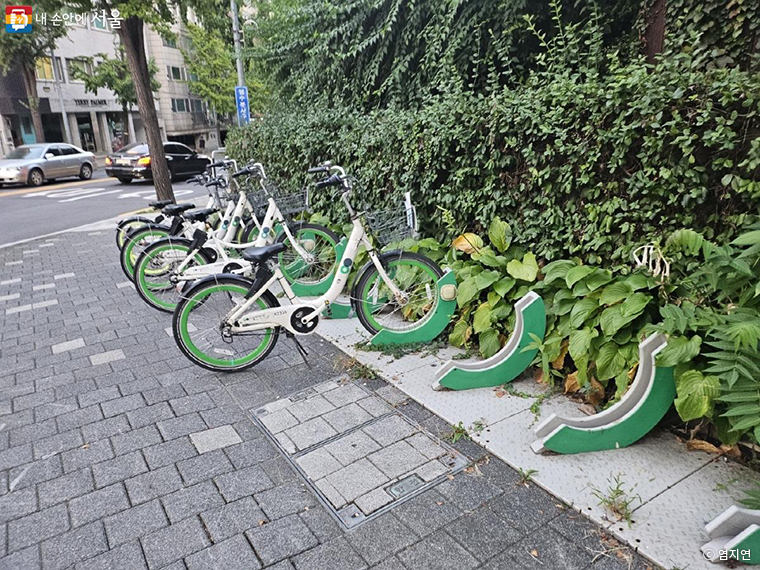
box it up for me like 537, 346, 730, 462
286, 331, 311, 368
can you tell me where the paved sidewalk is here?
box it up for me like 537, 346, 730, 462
0, 230, 655, 570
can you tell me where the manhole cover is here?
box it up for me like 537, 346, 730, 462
252, 376, 469, 529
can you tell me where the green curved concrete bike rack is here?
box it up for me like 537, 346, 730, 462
290, 237, 347, 297
369, 269, 457, 347
432, 292, 546, 391
702, 506, 760, 565
531, 333, 675, 455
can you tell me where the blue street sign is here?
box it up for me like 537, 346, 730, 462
235, 86, 250, 124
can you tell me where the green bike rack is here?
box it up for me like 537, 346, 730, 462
369, 269, 458, 347
703, 506, 760, 565
325, 298, 356, 319
290, 237, 347, 297
432, 292, 546, 391
531, 333, 675, 455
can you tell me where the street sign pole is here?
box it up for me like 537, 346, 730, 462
231, 0, 246, 125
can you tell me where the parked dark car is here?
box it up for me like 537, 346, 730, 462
105, 141, 210, 184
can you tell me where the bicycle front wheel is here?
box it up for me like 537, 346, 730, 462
133, 238, 212, 313
116, 216, 154, 249
172, 276, 280, 372
276, 222, 339, 289
119, 224, 170, 280
352, 251, 444, 335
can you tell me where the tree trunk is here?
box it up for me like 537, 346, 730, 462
122, 105, 130, 146
643, 0, 667, 64
20, 64, 45, 143
117, 16, 174, 202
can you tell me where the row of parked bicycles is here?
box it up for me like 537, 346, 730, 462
116, 159, 446, 372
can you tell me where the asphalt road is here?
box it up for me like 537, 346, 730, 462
0, 169, 204, 246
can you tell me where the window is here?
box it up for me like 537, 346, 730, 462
45, 146, 63, 157
166, 143, 190, 155
66, 59, 92, 82
163, 37, 177, 49
60, 145, 81, 155
171, 98, 189, 112
167, 66, 185, 81
191, 99, 203, 113
35, 57, 63, 81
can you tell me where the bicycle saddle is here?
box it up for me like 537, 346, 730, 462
241, 243, 287, 263
184, 208, 217, 222
149, 199, 173, 209
163, 203, 195, 216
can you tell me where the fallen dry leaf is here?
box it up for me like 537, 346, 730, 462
564, 371, 580, 394
530, 549, 539, 558
586, 378, 605, 406
452, 233, 483, 254
686, 439, 722, 454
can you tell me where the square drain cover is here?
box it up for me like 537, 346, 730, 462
252, 376, 469, 529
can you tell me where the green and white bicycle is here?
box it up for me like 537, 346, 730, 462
132, 163, 340, 313
172, 162, 445, 372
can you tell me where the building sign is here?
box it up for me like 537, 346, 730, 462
74, 99, 107, 107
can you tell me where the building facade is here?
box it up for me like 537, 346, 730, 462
0, 17, 145, 157
0, 10, 225, 157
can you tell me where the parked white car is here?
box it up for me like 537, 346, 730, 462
0, 143, 96, 188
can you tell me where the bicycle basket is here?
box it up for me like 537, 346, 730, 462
274, 187, 310, 217
365, 202, 418, 246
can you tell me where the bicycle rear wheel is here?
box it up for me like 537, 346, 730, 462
275, 222, 339, 290
352, 251, 444, 335
173, 276, 280, 372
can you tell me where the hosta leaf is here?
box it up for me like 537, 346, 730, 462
488, 217, 512, 253
475, 270, 501, 291
452, 233, 483, 254
449, 318, 471, 347
657, 335, 702, 367
506, 253, 538, 282
473, 302, 492, 334
565, 266, 594, 288
599, 305, 640, 337
583, 269, 614, 293
625, 273, 651, 291
600, 281, 634, 305
570, 298, 599, 329
543, 260, 576, 284
478, 328, 501, 358
621, 293, 651, 318
596, 342, 628, 381
674, 370, 719, 421
493, 277, 515, 297
569, 327, 598, 361
456, 276, 479, 308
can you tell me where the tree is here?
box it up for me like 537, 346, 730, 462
182, 23, 236, 115
0, 1, 68, 143
71, 44, 161, 145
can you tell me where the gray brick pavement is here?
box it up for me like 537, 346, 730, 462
0, 231, 656, 570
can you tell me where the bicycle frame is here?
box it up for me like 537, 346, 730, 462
168, 183, 315, 283
225, 216, 403, 335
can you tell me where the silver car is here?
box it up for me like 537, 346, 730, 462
0, 143, 96, 188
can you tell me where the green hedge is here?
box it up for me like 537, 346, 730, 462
228, 52, 759, 266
